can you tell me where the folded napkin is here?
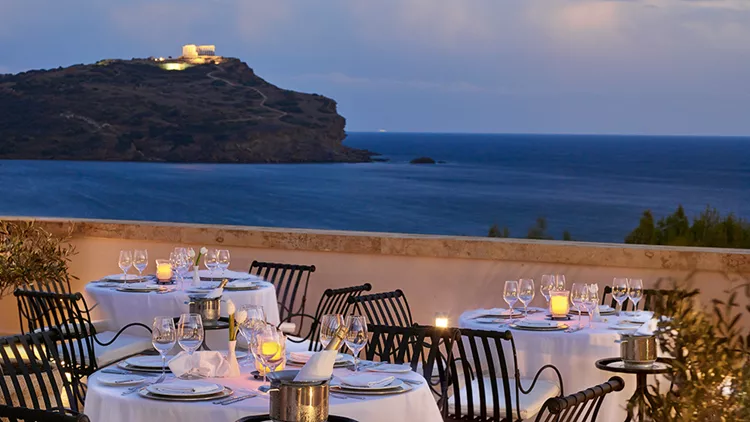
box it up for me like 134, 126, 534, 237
636, 318, 659, 336
150, 381, 219, 394
339, 373, 395, 388
203, 288, 223, 299
168, 351, 230, 378
293, 350, 337, 382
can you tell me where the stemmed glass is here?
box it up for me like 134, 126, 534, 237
540, 274, 555, 306
503, 280, 519, 323
628, 279, 644, 316
118, 250, 133, 282
133, 249, 148, 280
612, 278, 629, 316
151, 316, 176, 376
177, 313, 204, 379
583, 285, 599, 328
319, 314, 344, 350
216, 250, 231, 280
571, 283, 587, 328
238, 305, 266, 367
254, 325, 286, 387
204, 249, 219, 280
344, 315, 368, 371
518, 279, 535, 318
554, 274, 566, 291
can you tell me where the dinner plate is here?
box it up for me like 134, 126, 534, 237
365, 363, 412, 373
224, 282, 262, 291
332, 379, 404, 392
124, 356, 167, 369
510, 321, 568, 331
330, 383, 413, 396
117, 361, 169, 373
116, 284, 162, 293
102, 274, 146, 282
473, 317, 507, 324
139, 386, 233, 402
147, 381, 224, 397
98, 374, 145, 386
473, 310, 523, 320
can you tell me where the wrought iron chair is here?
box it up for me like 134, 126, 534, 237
0, 331, 90, 421
281, 283, 372, 352
446, 328, 564, 422
364, 324, 460, 415
600, 286, 692, 312
347, 289, 414, 327
249, 260, 316, 333
236, 416, 358, 422
14, 289, 152, 400
533, 377, 625, 422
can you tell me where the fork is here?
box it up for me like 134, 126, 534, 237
219, 394, 258, 405
121, 372, 167, 396
330, 392, 366, 401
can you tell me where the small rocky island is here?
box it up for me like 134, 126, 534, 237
0, 45, 374, 163
410, 156, 436, 164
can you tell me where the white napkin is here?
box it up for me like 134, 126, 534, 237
204, 288, 223, 299
168, 351, 230, 378
150, 381, 219, 394
339, 373, 395, 388
636, 318, 659, 336
293, 350, 337, 382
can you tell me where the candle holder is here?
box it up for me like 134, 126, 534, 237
155, 259, 173, 284
549, 290, 571, 318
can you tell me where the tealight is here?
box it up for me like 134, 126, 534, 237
435, 313, 449, 328
155, 259, 173, 283
255, 341, 285, 374
549, 290, 571, 317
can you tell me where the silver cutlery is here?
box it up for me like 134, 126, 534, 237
102, 369, 160, 377
330, 392, 366, 400
121, 372, 167, 395
219, 394, 258, 405
565, 326, 585, 333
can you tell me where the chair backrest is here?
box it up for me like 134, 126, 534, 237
365, 324, 460, 415
249, 260, 315, 324
601, 286, 691, 312
347, 290, 413, 327
0, 331, 87, 419
297, 283, 372, 351
534, 377, 625, 422
14, 289, 98, 388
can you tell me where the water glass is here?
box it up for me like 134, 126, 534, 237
583, 285, 599, 328
612, 277, 629, 315
518, 279, 535, 318
628, 278, 644, 315
238, 305, 266, 366
204, 249, 219, 279
217, 250, 231, 279
503, 280, 519, 323
151, 316, 176, 375
254, 325, 286, 386
571, 283, 587, 327
540, 274, 555, 304
554, 274, 566, 291
178, 313, 204, 378
133, 249, 148, 278
319, 314, 344, 350
344, 315, 368, 371
118, 250, 133, 281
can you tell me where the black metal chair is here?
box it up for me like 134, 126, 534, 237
281, 283, 372, 352
446, 328, 564, 422
236, 416, 358, 422
600, 286, 692, 312
249, 260, 316, 333
364, 324, 460, 415
534, 377, 625, 422
0, 331, 90, 421
14, 289, 152, 400
347, 289, 414, 327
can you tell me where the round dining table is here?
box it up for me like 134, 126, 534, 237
83, 362, 443, 422
85, 273, 280, 350
459, 308, 653, 421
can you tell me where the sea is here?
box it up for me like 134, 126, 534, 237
1, 132, 748, 243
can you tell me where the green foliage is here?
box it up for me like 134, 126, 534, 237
625, 206, 750, 249
562, 230, 572, 241
488, 224, 510, 238
0, 221, 76, 297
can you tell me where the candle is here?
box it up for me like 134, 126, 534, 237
549, 290, 571, 317
155, 259, 172, 282
255, 341, 285, 374
435, 313, 449, 328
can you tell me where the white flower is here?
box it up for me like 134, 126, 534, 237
226, 299, 235, 315
235, 310, 247, 324
200, 247, 208, 255
187, 248, 196, 258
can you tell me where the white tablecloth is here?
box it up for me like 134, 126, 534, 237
85, 280, 280, 350
84, 362, 443, 422
460, 308, 644, 421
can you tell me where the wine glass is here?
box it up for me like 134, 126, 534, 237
344, 315, 368, 371
204, 249, 218, 279
554, 274, 566, 291
118, 250, 133, 282
518, 279, 535, 318
540, 274, 555, 305
612, 278, 629, 316
583, 285, 599, 328
216, 250, 231, 280
254, 325, 286, 387
176, 252, 190, 287
628, 279, 644, 316
133, 249, 148, 279
238, 305, 266, 367
177, 313, 204, 378
319, 314, 344, 350
151, 316, 176, 376
170, 252, 186, 288
503, 280, 519, 323
571, 283, 587, 328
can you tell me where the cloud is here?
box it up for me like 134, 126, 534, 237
293, 72, 495, 94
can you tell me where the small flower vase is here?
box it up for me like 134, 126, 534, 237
227, 340, 241, 377
192, 266, 200, 287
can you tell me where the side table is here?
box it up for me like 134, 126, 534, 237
595, 357, 674, 422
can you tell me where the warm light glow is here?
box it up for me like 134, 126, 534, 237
161, 62, 189, 71
550, 290, 571, 317
435, 313, 449, 328
156, 259, 172, 281
255, 341, 285, 374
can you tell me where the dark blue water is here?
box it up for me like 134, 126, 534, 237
1, 133, 748, 242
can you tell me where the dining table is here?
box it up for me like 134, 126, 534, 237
85, 270, 281, 350
459, 307, 655, 421
83, 358, 444, 422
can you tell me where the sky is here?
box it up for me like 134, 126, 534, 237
1, 0, 750, 135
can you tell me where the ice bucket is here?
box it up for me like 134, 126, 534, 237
618, 334, 657, 368
267, 370, 329, 422
185, 294, 221, 326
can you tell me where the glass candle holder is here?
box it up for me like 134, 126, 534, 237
435, 313, 449, 328
155, 259, 173, 283
254, 341, 285, 374
549, 290, 571, 317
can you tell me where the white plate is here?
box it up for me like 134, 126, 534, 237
98, 374, 145, 386
365, 363, 412, 373
515, 320, 559, 328
288, 352, 350, 364
147, 381, 224, 397
125, 356, 167, 369
331, 383, 413, 396
334, 379, 404, 392
473, 317, 506, 324
103, 274, 145, 282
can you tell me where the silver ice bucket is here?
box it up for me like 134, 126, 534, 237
267, 370, 329, 422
